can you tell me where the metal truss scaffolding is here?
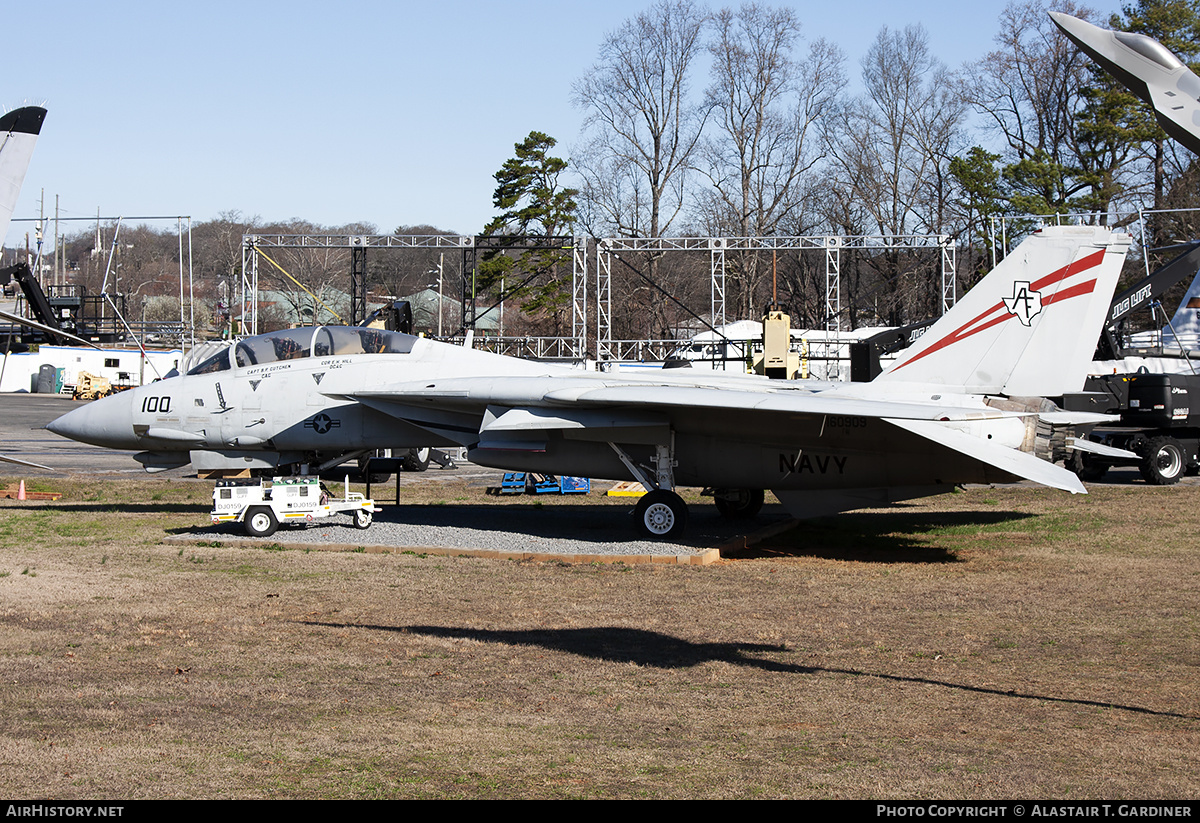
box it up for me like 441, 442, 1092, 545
241, 233, 473, 336
595, 234, 955, 361
460, 236, 583, 347
239, 233, 950, 361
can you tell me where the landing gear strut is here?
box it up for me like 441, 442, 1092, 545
610, 437, 688, 540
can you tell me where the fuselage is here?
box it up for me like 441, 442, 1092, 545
48, 325, 1030, 492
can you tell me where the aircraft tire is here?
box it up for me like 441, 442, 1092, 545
1069, 451, 1107, 483
1138, 436, 1186, 485
714, 488, 765, 519
245, 507, 279, 537
403, 447, 431, 472
357, 452, 392, 484
634, 490, 687, 539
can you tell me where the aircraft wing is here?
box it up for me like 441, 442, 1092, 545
333, 376, 1027, 424
333, 374, 1095, 493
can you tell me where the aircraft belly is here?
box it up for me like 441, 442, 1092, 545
470, 438, 631, 480
673, 430, 1014, 490
359, 409, 462, 449
468, 423, 1020, 490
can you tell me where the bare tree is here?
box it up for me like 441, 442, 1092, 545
572, 0, 709, 240
824, 24, 966, 325
692, 4, 844, 317
837, 25, 964, 236
961, 0, 1101, 214
697, 6, 843, 237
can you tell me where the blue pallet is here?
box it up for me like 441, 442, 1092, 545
499, 473, 591, 495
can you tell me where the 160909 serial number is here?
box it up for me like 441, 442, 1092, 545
826, 416, 867, 428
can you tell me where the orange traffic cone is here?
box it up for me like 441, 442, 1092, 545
17, 480, 26, 501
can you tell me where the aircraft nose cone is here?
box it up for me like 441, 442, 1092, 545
47, 392, 136, 448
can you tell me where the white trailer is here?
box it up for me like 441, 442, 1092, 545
211, 476, 378, 537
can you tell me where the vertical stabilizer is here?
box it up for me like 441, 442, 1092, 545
0, 106, 46, 244
877, 226, 1130, 396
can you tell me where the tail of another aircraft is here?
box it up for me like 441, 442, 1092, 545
877, 225, 1131, 397
0, 106, 46, 244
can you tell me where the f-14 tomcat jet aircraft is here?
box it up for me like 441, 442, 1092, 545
49, 225, 1130, 538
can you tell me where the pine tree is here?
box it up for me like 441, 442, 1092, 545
478, 132, 578, 332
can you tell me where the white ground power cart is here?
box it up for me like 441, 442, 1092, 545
211, 476, 379, 537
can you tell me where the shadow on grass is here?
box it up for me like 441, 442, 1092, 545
159, 503, 798, 549
733, 508, 1038, 562
309, 622, 1195, 721
0, 502, 209, 514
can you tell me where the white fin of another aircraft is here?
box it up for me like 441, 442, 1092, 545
0, 105, 45, 245
0, 104, 51, 471
1050, 11, 1200, 157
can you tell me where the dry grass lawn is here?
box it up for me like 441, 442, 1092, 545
0, 476, 1196, 798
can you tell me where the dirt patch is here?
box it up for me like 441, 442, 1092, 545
0, 478, 1196, 798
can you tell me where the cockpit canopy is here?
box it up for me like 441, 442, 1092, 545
186, 326, 418, 375
1114, 30, 1185, 71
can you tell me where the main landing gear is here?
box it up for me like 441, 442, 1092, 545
634, 489, 689, 538
711, 487, 765, 519
609, 440, 691, 539
608, 438, 768, 539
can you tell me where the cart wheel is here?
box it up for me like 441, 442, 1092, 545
1069, 450, 1108, 483
354, 508, 373, 529
634, 490, 688, 539
245, 506, 278, 537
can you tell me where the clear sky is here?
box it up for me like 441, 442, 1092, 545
4, 0, 1120, 245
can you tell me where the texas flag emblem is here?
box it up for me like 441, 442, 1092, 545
1002, 281, 1043, 326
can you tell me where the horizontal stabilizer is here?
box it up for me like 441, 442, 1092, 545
1069, 438, 1138, 459
1037, 411, 1118, 426
885, 417, 1087, 494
